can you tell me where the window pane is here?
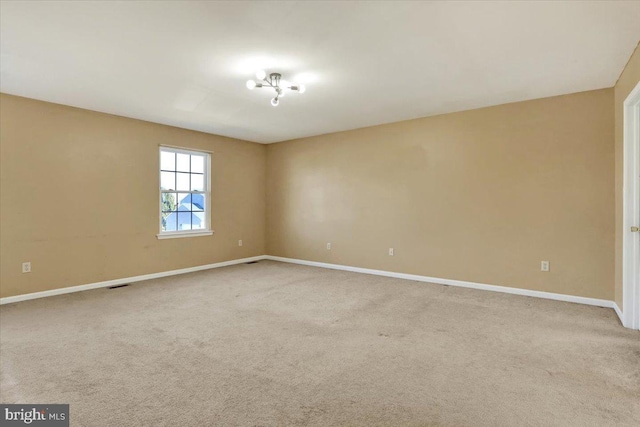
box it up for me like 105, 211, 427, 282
161, 193, 177, 212
161, 172, 175, 190
193, 211, 205, 229
176, 172, 190, 191
190, 193, 205, 211
162, 211, 177, 231
191, 155, 204, 173
177, 153, 190, 172
177, 211, 192, 230
160, 148, 209, 234
160, 151, 175, 171
191, 174, 204, 191
177, 192, 190, 206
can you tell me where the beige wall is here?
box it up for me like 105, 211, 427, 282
0, 85, 622, 301
266, 89, 615, 300
614, 43, 640, 307
0, 94, 266, 298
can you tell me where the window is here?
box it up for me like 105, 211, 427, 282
158, 147, 212, 239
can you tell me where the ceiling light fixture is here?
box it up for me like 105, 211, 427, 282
246, 70, 306, 107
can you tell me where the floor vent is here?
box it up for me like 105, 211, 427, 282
108, 284, 130, 289
246, 261, 259, 264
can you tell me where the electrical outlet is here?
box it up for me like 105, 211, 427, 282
326, 242, 331, 250
22, 262, 31, 273
389, 248, 394, 256
238, 239, 243, 247
541, 261, 550, 272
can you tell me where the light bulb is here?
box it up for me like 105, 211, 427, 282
298, 84, 306, 94
271, 97, 279, 107
256, 70, 266, 80
246, 80, 256, 90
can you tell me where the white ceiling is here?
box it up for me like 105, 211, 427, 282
1, 1, 639, 144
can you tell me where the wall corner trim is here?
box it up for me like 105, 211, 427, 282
264, 255, 617, 310
0, 255, 266, 305
613, 302, 624, 326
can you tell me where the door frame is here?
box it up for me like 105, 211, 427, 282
622, 80, 640, 330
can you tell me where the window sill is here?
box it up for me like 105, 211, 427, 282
156, 231, 214, 240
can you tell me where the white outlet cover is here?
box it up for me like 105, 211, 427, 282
238, 240, 243, 246
22, 262, 31, 273
541, 261, 550, 272
326, 243, 331, 250
389, 248, 394, 256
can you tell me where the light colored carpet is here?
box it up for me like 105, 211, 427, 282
1, 260, 638, 426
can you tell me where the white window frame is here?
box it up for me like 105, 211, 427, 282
157, 146, 213, 239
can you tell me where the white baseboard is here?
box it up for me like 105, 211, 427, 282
613, 303, 624, 325
0, 255, 266, 305
2, 255, 620, 318
265, 256, 616, 309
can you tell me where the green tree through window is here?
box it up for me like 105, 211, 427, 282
161, 193, 176, 229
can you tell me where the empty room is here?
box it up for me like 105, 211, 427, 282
1, 1, 639, 426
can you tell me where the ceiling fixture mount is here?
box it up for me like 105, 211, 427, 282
246, 70, 306, 107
